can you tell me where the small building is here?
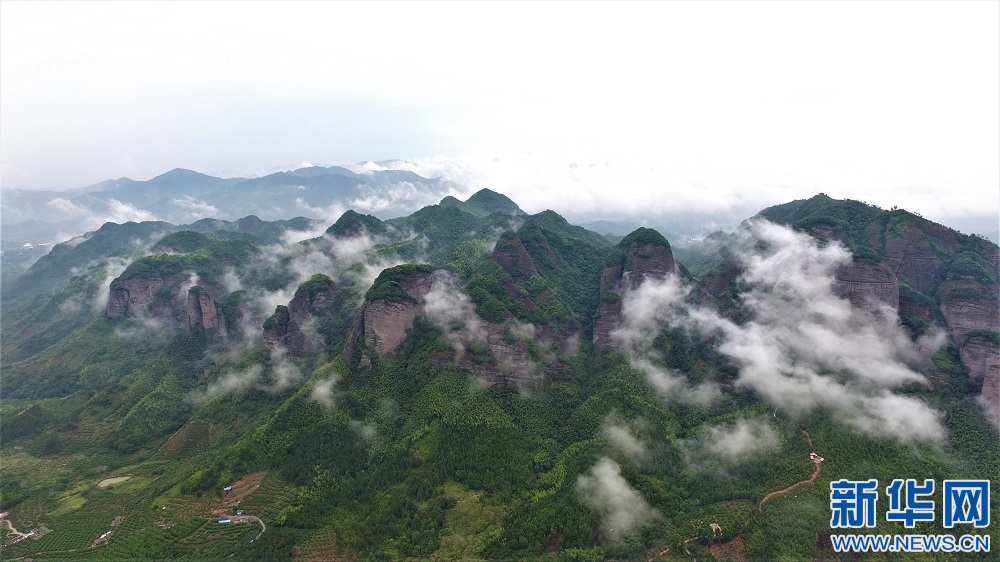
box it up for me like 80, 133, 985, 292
223, 486, 233, 491
236, 511, 243, 516
218, 519, 231, 524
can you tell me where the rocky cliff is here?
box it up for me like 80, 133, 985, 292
344, 265, 435, 370
438, 320, 567, 387
593, 228, 676, 352
492, 233, 539, 280
866, 212, 961, 293
344, 263, 562, 386
263, 274, 337, 358
186, 286, 227, 335
106, 272, 165, 318
832, 260, 899, 313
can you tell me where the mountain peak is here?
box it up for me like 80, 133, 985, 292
619, 227, 671, 249
150, 168, 213, 181
465, 188, 524, 215
326, 210, 387, 238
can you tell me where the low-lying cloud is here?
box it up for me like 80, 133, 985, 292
423, 271, 486, 358
576, 457, 661, 540
172, 195, 221, 220
601, 417, 649, 462
616, 220, 947, 442
681, 418, 781, 470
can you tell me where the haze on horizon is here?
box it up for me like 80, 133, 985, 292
1, 1, 998, 233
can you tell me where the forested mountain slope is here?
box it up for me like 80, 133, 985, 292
1, 192, 996, 561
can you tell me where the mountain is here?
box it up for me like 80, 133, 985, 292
0, 167, 463, 271
0, 193, 996, 561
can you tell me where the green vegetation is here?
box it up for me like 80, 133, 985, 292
365, 263, 435, 303
325, 209, 387, 237
2, 192, 997, 561
297, 272, 335, 293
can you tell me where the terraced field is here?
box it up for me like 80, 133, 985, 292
233, 471, 297, 523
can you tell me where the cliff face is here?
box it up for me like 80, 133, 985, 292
442, 321, 566, 387
832, 261, 899, 313
107, 272, 229, 337
106, 273, 165, 318
344, 268, 435, 370
940, 297, 998, 346
939, 286, 1000, 413
186, 287, 227, 335
263, 305, 290, 349
264, 275, 338, 358
492, 235, 539, 280
345, 265, 562, 387
593, 230, 676, 353
866, 216, 960, 293
623, 241, 677, 290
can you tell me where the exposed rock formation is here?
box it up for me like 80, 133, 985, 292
264, 275, 337, 358
106, 273, 165, 318
263, 305, 290, 349
343, 267, 435, 369
593, 228, 676, 352
832, 261, 899, 312
940, 297, 999, 347
450, 322, 567, 387
492, 234, 539, 280
345, 264, 562, 386
959, 334, 1000, 387
623, 241, 677, 290
868, 216, 960, 293
186, 286, 227, 335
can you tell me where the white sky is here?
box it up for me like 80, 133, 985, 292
2, 1, 998, 224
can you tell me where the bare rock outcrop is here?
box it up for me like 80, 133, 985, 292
264, 274, 338, 358
106, 273, 165, 318
492, 234, 539, 280
345, 265, 562, 386
868, 216, 960, 293
940, 298, 998, 347
593, 228, 676, 353
935, 269, 1000, 414
833, 261, 899, 312
186, 286, 227, 335
440, 321, 566, 387
344, 266, 435, 369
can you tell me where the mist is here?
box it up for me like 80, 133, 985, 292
616, 220, 947, 442
576, 457, 661, 541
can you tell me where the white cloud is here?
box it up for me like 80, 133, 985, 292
46, 197, 89, 216
616, 220, 947, 442
683, 418, 781, 467
191, 365, 263, 403
172, 195, 220, 220
310, 378, 336, 410
93, 257, 131, 312
423, 270, 485, 359
602, 418, 648, 462
106, 198, 157, 223
576, 457, 661, 540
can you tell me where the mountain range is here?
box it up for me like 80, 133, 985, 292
0, 187, 997, 560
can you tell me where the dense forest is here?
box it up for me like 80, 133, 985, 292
1, 190, 997, 561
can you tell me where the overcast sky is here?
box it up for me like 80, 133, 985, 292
2, 1, 997, 226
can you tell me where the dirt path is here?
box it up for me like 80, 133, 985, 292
233, 515, 266, 540
3, 518, 28, 538
759, 431, 824, 515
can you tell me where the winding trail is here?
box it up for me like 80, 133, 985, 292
759, 429, 824, 515
3, 518, 27, 538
